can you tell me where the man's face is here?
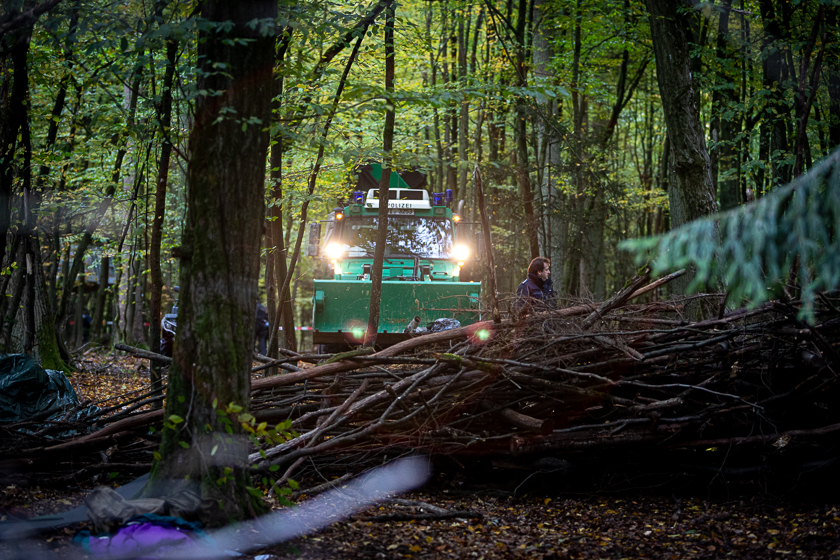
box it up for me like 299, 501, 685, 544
538, 266, 550, 281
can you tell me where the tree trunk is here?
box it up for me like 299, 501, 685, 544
645, 0, 719, 297
645, 0, 718, 228
759, 0, 792, 187
269, 29, 297, 354
146, 0, 276, 525
709, 0, 740, 211
91, 255, 109, 340
514, 0, 540, 259
364, 2, 396, 348
828, 7, 840, 149
532, 0, 563, 266
457, 12, 470, 203
149, 33, 178, 404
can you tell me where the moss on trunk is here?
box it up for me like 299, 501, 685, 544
144, 0, 277, 526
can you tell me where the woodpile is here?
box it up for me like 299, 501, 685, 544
3, 271, 840, 489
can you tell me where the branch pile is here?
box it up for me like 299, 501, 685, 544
3, 271, 840, 488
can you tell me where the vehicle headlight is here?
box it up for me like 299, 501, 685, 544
325, 243, 344, 259
452, 244, 470, 261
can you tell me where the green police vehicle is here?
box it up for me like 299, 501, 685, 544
307, 164, 481, 350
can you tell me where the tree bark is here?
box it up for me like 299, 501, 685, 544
709, 0, 740, 211
514, 0, 540, 259
645, 0, 718, 227
364, 2, 396, 348
149, 25, 179, 405
828, 7, 840, 149
146, 0, 276, 525
268, 28, 297, 354
759, 0, 792, 187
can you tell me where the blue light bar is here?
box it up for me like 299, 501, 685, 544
445, 189, 453, 204
353, 190, 364, 204
432, 192, 444, 206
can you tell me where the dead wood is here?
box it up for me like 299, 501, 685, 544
7, 276, 840, 491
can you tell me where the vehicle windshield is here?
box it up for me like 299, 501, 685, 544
339, 216, 453, 259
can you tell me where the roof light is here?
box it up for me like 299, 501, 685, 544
453, 214, 461, 222
335, 212, 343, 220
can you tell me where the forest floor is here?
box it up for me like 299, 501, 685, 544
1, 353, 839, 559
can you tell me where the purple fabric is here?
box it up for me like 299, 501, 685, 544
85, 522, 207, 558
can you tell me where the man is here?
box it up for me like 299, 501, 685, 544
255, 301, 269, 356
516, 257, 554, 310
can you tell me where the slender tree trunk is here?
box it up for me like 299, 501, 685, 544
457, 12, 470, 202
792, 8, 826, 178
149, 33, 178, 404
267, 22, 366, 352
269, 28, 297, 354
710, 0, 740, 210
91, 255, 109, 339
562, 0, 585, 296
364, 2, 396, 348
827, 7, 840, 149
759, 0, 792, 186
56, 70, 139, 329
514, 0, 540, 259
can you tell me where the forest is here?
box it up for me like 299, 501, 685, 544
2, 0, 836, 368
2, 0, 840, 551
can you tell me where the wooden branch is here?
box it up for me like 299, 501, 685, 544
482, 401, 554, 434
115, 343, 171, 363
582, 270, 651, 329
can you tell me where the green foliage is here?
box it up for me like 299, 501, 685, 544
622, 148, 840, 322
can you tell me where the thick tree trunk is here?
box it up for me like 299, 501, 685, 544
645, 0, 718, 228
147, 0, 276, 525
645, 0, 719, 297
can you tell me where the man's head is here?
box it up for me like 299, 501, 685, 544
528, 257, 551, 281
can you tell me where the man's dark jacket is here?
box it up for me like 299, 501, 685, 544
516, 273, 554, 308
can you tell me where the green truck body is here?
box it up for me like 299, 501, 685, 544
310, 165, 481, 348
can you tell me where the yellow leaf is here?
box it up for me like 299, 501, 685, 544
409, 545, 422, 552
544, 498, 552, 505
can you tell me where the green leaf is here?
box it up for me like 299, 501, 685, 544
288, 479, 299, 489
178, 440, 190, 449
168, 414, 185, 424
269, 465, 280, 472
